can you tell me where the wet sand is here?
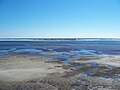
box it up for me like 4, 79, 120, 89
0, 55, 120, 90
0, 56, 66, 81
73, 55, 120, 67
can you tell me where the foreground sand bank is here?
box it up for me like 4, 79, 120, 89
0, 55, 120, 90
0, 56, 66, 81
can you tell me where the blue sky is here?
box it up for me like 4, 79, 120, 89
0, 0, 120, 38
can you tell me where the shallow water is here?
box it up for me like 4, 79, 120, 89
0, 41, 120, 63
90, 62, 99, 68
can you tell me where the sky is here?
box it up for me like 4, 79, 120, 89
0, 0, 120, 38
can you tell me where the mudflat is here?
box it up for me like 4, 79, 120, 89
0, 55, 120, 90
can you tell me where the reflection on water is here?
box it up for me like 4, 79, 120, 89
90, 62, 99, 68
0, 41, 120, 61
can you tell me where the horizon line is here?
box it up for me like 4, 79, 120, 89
0, 37, 120, 39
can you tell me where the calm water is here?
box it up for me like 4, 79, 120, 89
0, 41, 120, 58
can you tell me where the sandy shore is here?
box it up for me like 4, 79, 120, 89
0, 55, 120, 90
0, 56, 66, 81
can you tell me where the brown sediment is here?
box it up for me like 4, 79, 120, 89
0, 56, 120, 90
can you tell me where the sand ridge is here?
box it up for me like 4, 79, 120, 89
73, 55, 120, 67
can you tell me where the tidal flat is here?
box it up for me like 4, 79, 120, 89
0, 41, 120, 90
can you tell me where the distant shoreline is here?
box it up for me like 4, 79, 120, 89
0, 38, 120, 41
